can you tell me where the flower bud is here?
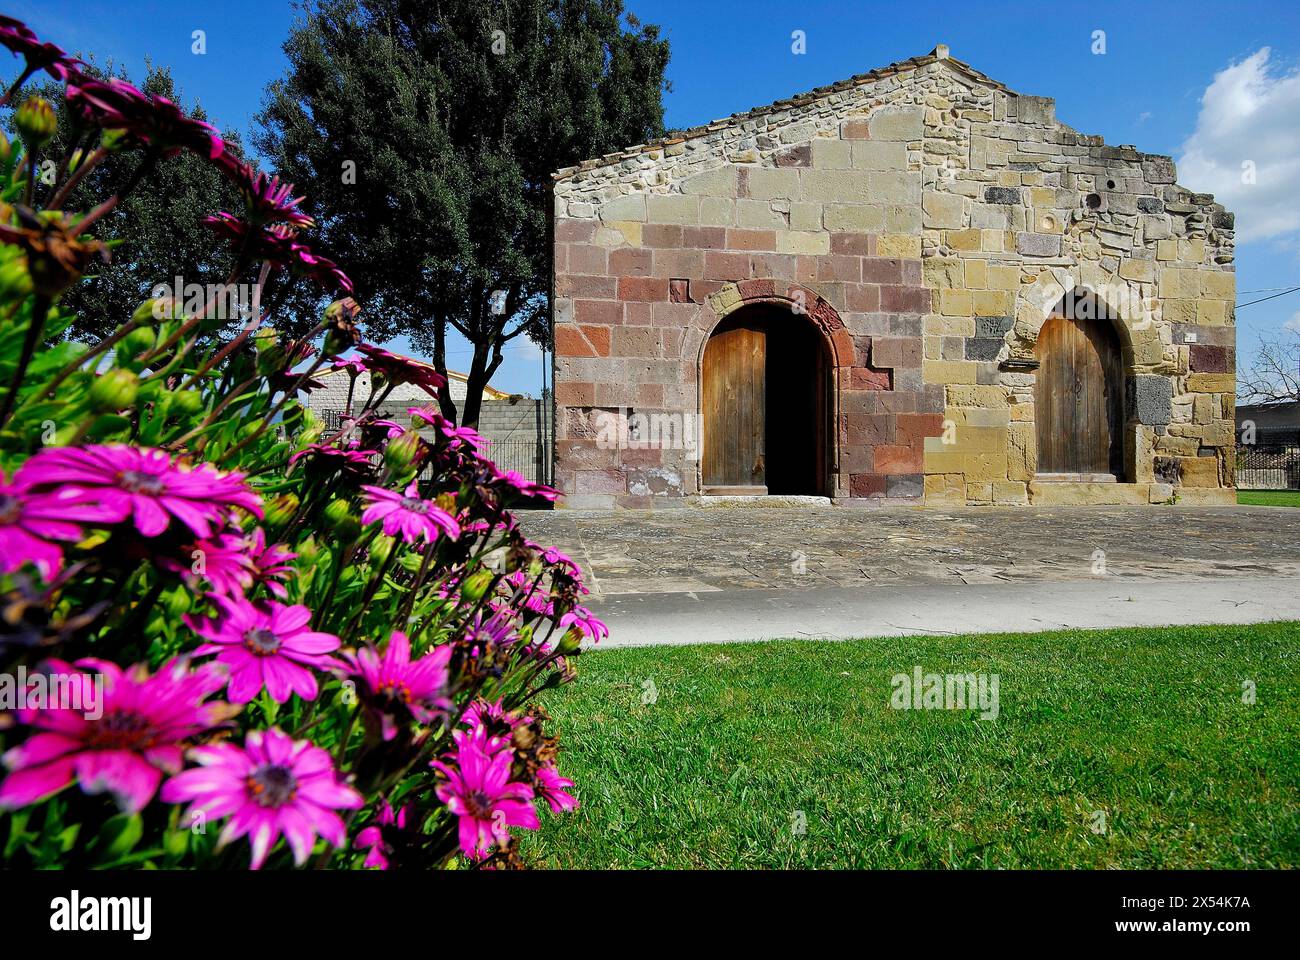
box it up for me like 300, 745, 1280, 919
117, 326, 156, 371
264, 492, 300, 527
15, 97, 56, 151
164, 588, 192, 617
461, 569, 495, 603
100, 128, 129, 152
323, 497, 360, 542
383, 429, 422, 472
89, 368, 140, 412
321, 298, 361, 357
172, 389, 203, 416
0, 130, 10, 163
556, 628, 584, 655
297, 535, 322, 567
367, 534, 395, 566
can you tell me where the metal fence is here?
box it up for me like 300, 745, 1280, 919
309, 409, 547, 484
1237, 429, 1300, 490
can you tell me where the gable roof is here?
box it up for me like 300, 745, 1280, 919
553, 45, 1013, 182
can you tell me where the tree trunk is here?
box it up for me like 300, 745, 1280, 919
431, 319, 459, 424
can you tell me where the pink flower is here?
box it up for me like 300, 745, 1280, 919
0, 466, 117, 579
343, 631, 453, 741
185, 596, 341, 704
20, 445, 263, 539
204, 214, 353, 293
0, 16, 81, 80
246, 528, 297, 599
557, 606, 609, 644
355, 799, 408, 870
65, 77, 223, 159
458, 698, 523, 753
161, 728, 363, 869
409, 406, 486, 452
432, 738, 538, 860
360, 481, 460, 543
536, 766, 579, 814
216, 156, 314, 229
492, 467, 560, 502
356, 346, 446, 393
0, 657, 233, 813
160, 533, 256, 596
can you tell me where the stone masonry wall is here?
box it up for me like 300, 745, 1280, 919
551, 50, 1236, 508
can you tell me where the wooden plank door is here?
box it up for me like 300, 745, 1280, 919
1034, 313, 1123, 477
703, 322, 767, 492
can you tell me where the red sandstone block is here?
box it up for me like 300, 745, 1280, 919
554, 326, 591, 357
581, 325, 611, 357
841, 119, 871, 139
624, 301, 653, 324
850, 473, 887, 497
574, 299, 623, 325
575, 469, 626, 495
568, 245, 607, 274
618, 277, 669, 301
861, 258, 903, 284
1189, 344, 1232, 373
871, 336, 920, 369
682, 226, 727, 249
830, 233, 874, 256
817, 255, 861, 283
555, 219, 596, 242
660, 327, 685, 358
693, 279, 726, 302
609, 248, 653, 277
611, 326, 660, 357
655, 249, 704, 277
774, 144, 811, 167
620, 446, 664, 467
872, 444, 923, 474
637, 382, 664, 406
669, 278, 691, 303
850, 367, 893, 390
843, 413, 894, 446
727, 229, 777, 251
880, 285, 931, 313
643, 224, 684, 247
556, 274, 618, 299
704, 251, 751, 280
896, 412, 945, 447
736, 278, 775, 300
845, 284, 880, 312
794, 256, 818, 284
555, 381, 595, 406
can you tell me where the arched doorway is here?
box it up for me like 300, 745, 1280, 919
1034, 291, 1125, 479
702, 303, 830, 495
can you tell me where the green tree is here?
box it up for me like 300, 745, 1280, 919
256, 0, 670, 425
13, 63, 248, 342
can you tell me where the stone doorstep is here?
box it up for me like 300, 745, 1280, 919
698, 494, 834, 508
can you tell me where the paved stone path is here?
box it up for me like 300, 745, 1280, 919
517, 505, 1300, 646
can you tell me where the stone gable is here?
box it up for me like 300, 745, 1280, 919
550, 47, 1236, 508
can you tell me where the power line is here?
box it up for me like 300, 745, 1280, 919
1237, 285, 1300, 309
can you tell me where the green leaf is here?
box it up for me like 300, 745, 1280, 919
92, 813, 144, 864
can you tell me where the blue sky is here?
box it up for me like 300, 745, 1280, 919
13, 0, 1300, 394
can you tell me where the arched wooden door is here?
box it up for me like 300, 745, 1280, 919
703, 318, 767, 493
1034, 310, 1125, 478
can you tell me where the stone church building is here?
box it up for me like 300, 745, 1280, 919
550, 46, 1237, 508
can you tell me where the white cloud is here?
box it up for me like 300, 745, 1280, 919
1285, 311, 1300, 334
1178, 48, 1300, 243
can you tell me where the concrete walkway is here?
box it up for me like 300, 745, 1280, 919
517, 504, 1300, 646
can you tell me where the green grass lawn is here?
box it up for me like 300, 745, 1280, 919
1238, 490, 1300, 507
525, 623, 1299, 869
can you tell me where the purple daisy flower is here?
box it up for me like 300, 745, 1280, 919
0, 466, 117, 579
343, 631, 453, 741
536, 766, 579, 814
432, 737, 538, 860
0, 657, 233, 813
19, 445, 263, 540
355, 346, 446, 393
161, 728, 363, 870
0, 16, 81, 81
64, 77, 224, 159
185, 596, 341, 704
360, 481, 460, 543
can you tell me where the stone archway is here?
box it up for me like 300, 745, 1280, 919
688, 281, 852, 497
1003, 269, 1172, 485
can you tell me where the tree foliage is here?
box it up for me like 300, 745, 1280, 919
256, 0, 670, 424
